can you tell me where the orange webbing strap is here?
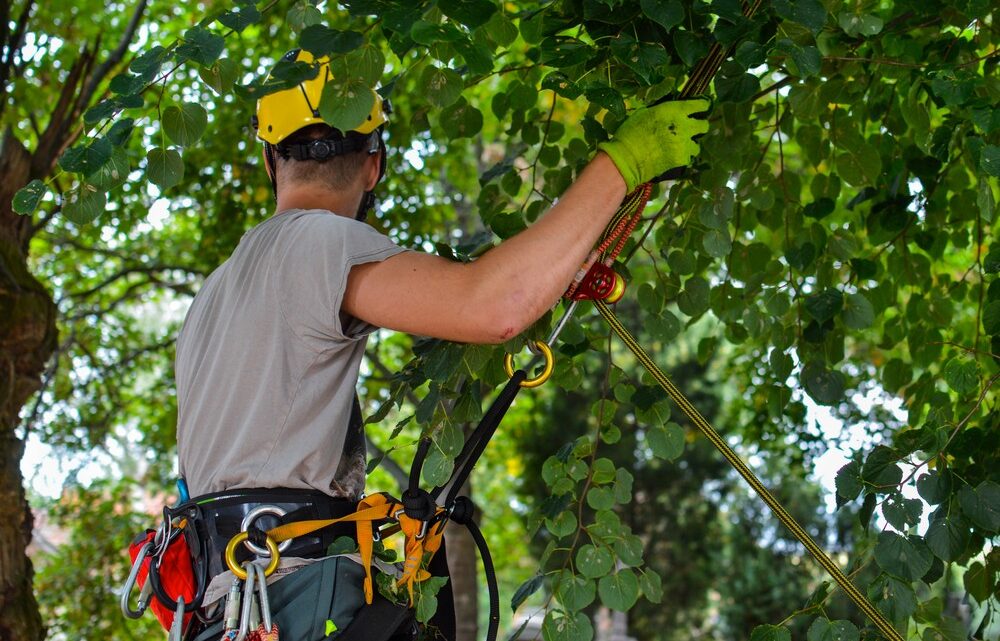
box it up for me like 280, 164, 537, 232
262, 492, 446, 606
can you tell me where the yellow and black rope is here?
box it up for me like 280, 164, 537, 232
590, 1, 904, 639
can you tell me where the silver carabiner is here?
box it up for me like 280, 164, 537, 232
253, 563, 274, 632
235, 560, 257, 641
120, 540, 153, 619
167, 595, 185, 641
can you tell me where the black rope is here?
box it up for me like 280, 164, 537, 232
432, 370, 528, 505
459, 514, 499, 641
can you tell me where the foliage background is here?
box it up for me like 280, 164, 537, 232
4, 0, 998, 640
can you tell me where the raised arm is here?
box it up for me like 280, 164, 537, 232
342, 99, 710, 344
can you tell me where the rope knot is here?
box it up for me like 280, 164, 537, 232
448, 496, 475, 526
401, 488, 435, 521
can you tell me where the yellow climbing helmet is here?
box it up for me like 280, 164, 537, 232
254, 49, 389, 145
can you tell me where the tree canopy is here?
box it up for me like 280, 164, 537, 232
2, 1, 998, 640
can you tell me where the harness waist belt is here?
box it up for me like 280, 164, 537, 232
170, 488, 361, 583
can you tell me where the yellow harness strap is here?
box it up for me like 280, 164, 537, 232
261, 492, 446, 606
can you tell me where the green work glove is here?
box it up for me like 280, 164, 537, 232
598, 98, 711, 192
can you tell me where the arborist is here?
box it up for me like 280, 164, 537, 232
161, 48, 708, 640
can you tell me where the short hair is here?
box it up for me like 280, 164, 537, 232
274, 124, 370, 191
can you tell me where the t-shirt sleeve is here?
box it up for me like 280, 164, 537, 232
274, 212, 409, 346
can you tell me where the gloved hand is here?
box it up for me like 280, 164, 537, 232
598, 98, 711, 192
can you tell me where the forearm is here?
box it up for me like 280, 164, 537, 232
466, 152, 627, 330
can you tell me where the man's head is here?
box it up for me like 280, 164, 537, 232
270, 124, 378, 192
253, 49, 390, 218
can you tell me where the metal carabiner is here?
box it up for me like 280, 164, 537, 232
167, 595, 185, 641
253, 563, 274, 633
236, 560, 257, 641
503, 340, 554, 388
120, 540, 153, 619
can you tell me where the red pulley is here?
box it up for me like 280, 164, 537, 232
569, 263, 626, 302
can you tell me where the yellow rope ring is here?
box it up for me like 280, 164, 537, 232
503, 341, 554, 388
224, 532, 280, 580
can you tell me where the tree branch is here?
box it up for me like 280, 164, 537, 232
365, 436, 408, 492
68, 265, 202, 300
79, 0, 149, 109
0, 0, 35, 120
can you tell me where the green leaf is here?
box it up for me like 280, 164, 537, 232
750, 625, 791, 641
803, 197, 835, 219
438, 0, 497, 29
882, 495, 922, 530
772, 0, 827, 33
556, 572, 596, 612
12, 180, 47, 215
842, 293, 875, 329
60, 137, 112, 174
319, 80, 376, 133
874, 532, 933, 581
925, 518, 969, 561
958, 481, 1000, 532
715, 68, 761, 103
943, 356, 979, 395
835, 460, 863, 501
131, 45, 168, 76
917, 471, 952, 504
346, 45, 386, 86
647, 422, 684, 460
108, 118, 135, 146
421, 447, 454, 487
218, 4, 261, 33
541, 610, 593, 641
861, 445, 902, 487
87, 148, 130, 190
807, 618, 860, 641
422, 66, 464, 108
963, 561, 991, 603
576, 544, 614, 578
440, 99, 483, 140
703, 229, 733, 257
63, 185, 107, 225
162, 103, 208, 147
805, 288, 844, 323
801, 361, 845, 406
642, 0, 684, 30
511, 574, 544, 611
614, 534, 644, 567
597, 569, 639, 611
146, 148, 184, 191
980, 145, 1000, 177
638, 568, 663, 604
586, 487, 615, 511
199, 58, 240, 95
287, 2, 323, 31
838, 12, 884, 37
299, 25, 364, 57
175, 27, 225, 67
836, 142, 882, 186
678, 276, 710, 317
673, 30, 708, 67
546, 510, 577, 538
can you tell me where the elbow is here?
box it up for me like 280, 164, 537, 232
472, 293, 544, 345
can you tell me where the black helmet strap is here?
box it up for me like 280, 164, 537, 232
265, 130, 386, 220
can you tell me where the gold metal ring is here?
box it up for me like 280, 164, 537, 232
503, 341, 554, 388
224, 532, 280, 579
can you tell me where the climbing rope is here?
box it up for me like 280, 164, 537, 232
574, 1, 906, 639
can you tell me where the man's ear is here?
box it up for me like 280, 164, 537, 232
363, 149, 382, 191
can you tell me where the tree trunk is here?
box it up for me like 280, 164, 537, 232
445, 480, 479, 641
0, 131, 57, 641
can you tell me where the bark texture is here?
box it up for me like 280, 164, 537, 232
0, 131, 56, 641
445, 481, 479, 641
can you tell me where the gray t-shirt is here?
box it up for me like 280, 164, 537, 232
176, 209, 408, 498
